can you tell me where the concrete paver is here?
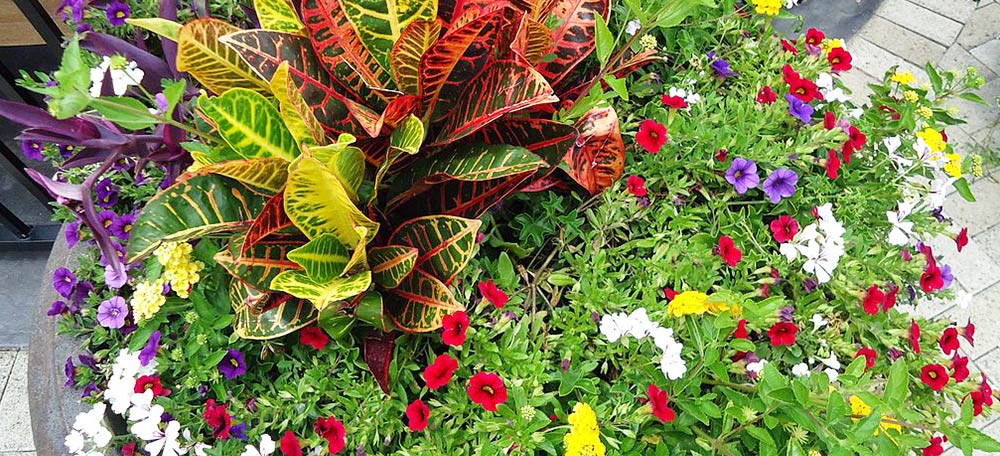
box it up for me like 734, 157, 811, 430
877, 0, 965, 46
0, 351, 31, 452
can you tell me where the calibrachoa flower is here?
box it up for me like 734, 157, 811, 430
910, 320, 923, 353
955, 227, 969, 252
923, 436, 946, 456
53, 267, 77, 298
110, 212, 137, 240
626, 175, 648, 197
805, 28, 825, 46
134, 375, 169, 397
600, 308, 688, 379
707, 52, 737, 78
279, 431, 302, 456
105, 0, 130, 26
756, 85, 776, 104
299, 326, 329, 350
647, 384, 676, 422
468, 372, 508, 411
762, 168, 798, 204
783, 65, 820, 102
717, 235, 742, 267
478, 279, 509, 308
725, 157, 760, 194
139, 331, 161, 366
785, 93, 814, 123
96, 178, 118, 208
952, 354, 971, 382
827, 47, 852, 71
855, 347, 877, 370
423, 353, 459, 390
90, 55, 145, 97
635, 120, 667, 153
767, 321, 798, 346
891, 70, 917, 86
921, 364, 950, 391
22, 140, 44, 160
770, 215, 799, 242
862, 284, 886, 315
661, 94, 688, 109
315, 416, 346, 454
441, 311, 469, 346
564, 403, 605, 456
218, 349, 247, 380
940, 327, 960, 356
406, 399, 430, 431
241, 435, 276, 456
97, 296, 128, 329
826, 149, 841, 179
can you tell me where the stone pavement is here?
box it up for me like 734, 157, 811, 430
0, 1, 997, 454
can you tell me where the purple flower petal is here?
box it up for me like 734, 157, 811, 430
139, 331, 161, 366
53, 267, 77, 299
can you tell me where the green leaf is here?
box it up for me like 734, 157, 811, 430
603, 74, 628, 101
283, 154, 379, 245
390, 114, 424, 154
177, 19, 271, 94
959, 92, 989, 105
215, 233, 303, 294
369, 245, 419, 288
162, 79, 187, 116
305, 137, 367, 203
594, 13, 614, 67
91, 97, 158, 130
179, 158, 289, 193
286, 233, 353, 282
270, 269, 372, 311
353, 291, 395, 332
883, 360, 909, 407
199, 88, 300, 160
388, 215, 482, 285
386, 269, 463, 332
340, 0, 438, 72
127, 18, 182, 41
926, 63, 943, 94
270, 62, 325, 147
230, 282, 320, 339
253, 0, 306, 34
953, 177, 976, 202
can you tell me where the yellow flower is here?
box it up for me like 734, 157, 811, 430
903, 90, 919, 103
848, 396, 902, 436
944, 153, 963, 178
131, 278, 167, 321
917, 106, 933, 119
821, 38, 844, 54
751, 0, 781, 16
667, 291, 710, 317
916, 128, 946, 153
564, 403, 606, 456
153, 241, 205, 298
890, 71, 916, 86
973, 155, 984, 177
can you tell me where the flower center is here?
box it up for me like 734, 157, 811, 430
482, 385, 495, 395
230, 358, 240, 367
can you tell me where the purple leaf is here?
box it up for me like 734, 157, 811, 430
24, 168, 84, 201
158, 0, 181, 77
0, 99, 100, 140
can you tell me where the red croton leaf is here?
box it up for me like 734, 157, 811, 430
563, 106, 625, 194
241, 190, 294, 258
363, 330, 399, 395
533, 0, 608, 87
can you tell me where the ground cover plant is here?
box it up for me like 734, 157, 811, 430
3, 0, 999, 454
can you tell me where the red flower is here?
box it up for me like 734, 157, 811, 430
770, 215, 799, 243
767, 321, 798, 346
636, 120, 667, 154
423, 354, 459, 390
862, 284, 885, 315
783, 65, 821, 102
626, 175, 648, 197
921, 364, 950, 391
478, 279, 509, 309
805, 28, 825, 46
134, 375, 170, 397
467, 372, 508, 411
756, 86, 777, 104
923, 436, 945, 456
956, 227, 969, 252
299, 326, 329, 350
661, 94, 688, 109
855, 347, 877, 370
122, 443, 137, 456
910, 320, 922, 354
823, 111, 836, 130
884, 284, 899, 312
734, 319, 749, 339
715, 149, 729, 162
441, 311, 469, 346
780, 39, 798, 54
315, 416, 346, 454
952, 354, 970, 382
782, 64, 800, 83
827, 47, 852, 72
406, 399, 430, 431
203, 399, 232, 440
961, 319, 975, 346
663, 287, 678, 301
880, 104, 902, 121
841, 126, 867, 164
939, 327, 960, 356
647, 384, 676, 422
717, 235, 742, 267
825, 149, 841, 180
969, 374, 995, 415
920, 263, 944, 293
280, 431, 302, 456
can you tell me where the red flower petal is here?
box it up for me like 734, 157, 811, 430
468, 372, 508, 412
718, 235, 742, 267
767, 321, 798, 346
299, 326, 330, 350
921, 363, 950, 391
280, 431, 303, 456
441, 311, 470, 346
627, 175, 648, 197
636, 120, 668, 154
406, 399, 431, 431
478, 279, 509, 309
956, 227, 969, 252
423, 354, 459, 390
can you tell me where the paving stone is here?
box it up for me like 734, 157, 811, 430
956, 3, 1000, 49
0, 351, 32, 452
877, 0, 965, 46
970, 39, 1000, 77
942, 283, 1000, 359
973, 347, 1000, 384
859, 15, 948, 66
0, 351, 14, 396
907, 0, 977, 27
924, 232, 1000, 296
0, 453, 37, 456
946, 76, 1000, 136
940, 174, 1000, 237
838, 66, 880, 102
938, 44, 998, 81
846, 37, 928, 81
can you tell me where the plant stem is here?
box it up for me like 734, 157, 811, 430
692, 426, 735, 456
88, 97, 213, 141
703, 378, 756, 393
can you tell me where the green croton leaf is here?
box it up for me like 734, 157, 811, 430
216, 233, 304, 294
286, 233, 354, 283
369, 245, 418, 288
270, 269, 373, 311
354, 291, 396, 332
388, 215, 481, 285
253, 0, 306, 34
127, 174, 269, 263
179, 158, 290, 193
176, 19, 271, 95
390, 20, 441, 95
304, 137, 366, 204
340, 0, 438, 73
283, 154, 379, 245
270, 62, 326, 147
199, 88, 301, 161
386, 268, 463, 332
230, 280, 320, 339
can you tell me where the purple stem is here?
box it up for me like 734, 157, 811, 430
80, 148, 127, 278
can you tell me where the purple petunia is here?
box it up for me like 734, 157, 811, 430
105, 264, 128, 289
78, 354, 98, 371
231, 423, 249, 440
105, 0, 130, 26
65, 357, 77, 387
762, 168, 798, 204
97, 209, 117, 231
96, 179, 118, 209
58, 144, 78, 159
66, 220, 81, 248
21, 141, 44, 161
941, 264, 954, 289
110, 212, 137, 240
53, 267, 77, 299
219, 349, 247, 380
47, 300, 68, 316
97, 296, 128, 328
154, 93, 170, 115
80, 382, 99, 398
59, 0, 86, 23
72, 281, 94, 310
139, 331, 161, 366
778, 306, 795, 322
707, 52, 737, 79
803, 277, 819, 293
785, 94, 814, 124
724, 157, 760, 195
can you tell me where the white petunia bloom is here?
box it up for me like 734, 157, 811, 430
65, 430, 86, 454
624, 19, 641, 36
599, 313, 632, 343
791, 363, 811, 377
746, 359, 768, 375
660, 346, 688, 380
242, 435, 276, 456
815, 73, 850, 103
127, 390, 157, 422
130, 404, 165, 441
601, 307, 687, 380
668, 87, 701, 106
89, 56, 145, 97
824, 368, 840, 383
143, 421, 185, 456
886, 201, 916, 246
626, 307, 654, 339
781, 204, 846, 283
819, 352, 841, 370
810, 313, 829, 331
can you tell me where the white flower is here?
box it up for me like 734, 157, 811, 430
668, 86, 701, 106
242, 435, 276, 456
624, 19, 641, 36
660, 349, 688, 380
130, 404, 165, 441
954, 290, 972, 309
746, 359, 768, 375
144, 421, 185, 456
810, 313, 829, 331
847, 107, 864, 118
886, 201, 916, 246
128, 390, 157, 422
65, 430, 86, 454
815, 73, 850, 103
599, 313, 631, 342
824, 368, 840, 383
648, 326, 676, 352
791, 363, 811, 377
819, 352, 841, 370
626, 307, 654, 339
90, 56, 145, 97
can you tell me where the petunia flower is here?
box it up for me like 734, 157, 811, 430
315, 416, 346, 454
218, 349, 247, 379
139, 331, 161, 366
724, 157, 759, 194
468, 372, 508, 411
921, 364, 950, 391
647, 384, 676, 422
855, 347, 877, 370
767, 321, 798, 346
299, 326, 329, 350
105, 0, 130, 26
97, 296, 128, 329
90, 56, 145, 97
770, 215, 799, 243
204, 399, 233, 439
734, 319, 749, 339
143, 420, 183, 456
827, 47, 852, 72
423, 354, 459, 390
661, 94, 688, 109
626, 175, 648, 197
707, 52, 737, 79
406, 400, 430, 431
635, 120, 667, 153
762, 168, 798, 204
241, 435, 276, 456
478, 279, 509, 308
825, 149, 841, 179
717, 235, 742, 267
785, 94, 814, 123
279, 431, 302, 456
862, 284, 886, 315
440, 311, 469, 346
952, 355, 970, 382
792, 363, 810, 377
920, 263, 944, 293
805, 28, 825, 46
53, 267, 77, 299
955, 227, 969, 252
939, 327, 960, 356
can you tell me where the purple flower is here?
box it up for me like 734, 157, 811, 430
887, 347, 904, 362
110, 212, 136, 240
219, 349, 247, 379
139, 331, 161, 366
762, 168, 798, 204
803, 277, 819, 293
805, 44, 823, 57
72, 281, 94, 309
76, 22, 92, 33
154, 93, 170, 115
97, 210, 117, 232
81, 382, 99, 398
725, 158, 760, 194
785, 94, 814, 124
66, 220, 81, 248
941, 264, 954, 289
105, 264, 128, 289
105, 0, 130, 26
21, 141, 44, 161
231, 423, 249, 440
53, 267, 77, 299
65, 357, 77, 388
47, 300, 68, 316
197, 384, 210, 397
97, 296, 128, 328
78, 354, 98, 371
59, 0, 86, 23
778, 306, 795, 322
707, 52, 737, 79
96, 179, 118, 208
161, 412, 175, 422
58, 144, 78, 159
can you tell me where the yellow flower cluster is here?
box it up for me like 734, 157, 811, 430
973, 155, 984, 177
821, 38, 844, 54
153, 241, 205, 299
564, 403, 606, 456
916, 128, 947, 153
917, 106, 933, 119
890, 71, 917, 86
131, 278, 167, 322
903, 90, 919, 103
639, 35, 658, 52
944, 153, 963, 178
667, 291, 734, 317
751, 0, 781, 15
849, 396, 902, 436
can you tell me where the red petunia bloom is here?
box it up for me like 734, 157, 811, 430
423, 353, 459, 390
923, 436, 945, 456
823, 111, 836, 130
468, 372, 508, 411
780, 39, 798, 54
770, 215, 799, 243
952, 354, 971, 383
862, 284, 886, 315
969, 374, 995, 415
715, 149, 729, 162
122, 443, 136, 456
805, 28, 825, 46
315, 416, 346, 454
826, 149, 842, 180
827, 47, 852, 72
280, 431, 303, 456
717, 235, 742, 267
626, 175, 648, 197
734, 319, 749, 339
910, 320, 922, 354
767, 321, 798, 346
939, 327, 960, 356
663, 287, 678, 301
788, 77, 821, 102
841, 126, 867, 165
884, 284, 899, 312
782, 64, 800, 83
956, 227, 969, 252
406, 399, 430, 431
756, 86, 777, 104
962, 319, 975, 346
636, 120, 668, 154
921, 263, 944, 293
855, 347, 877, 370
203, 399, 232, 440
478, 279, 509, 309
921, 363, 950, 391
661, 94, 688, 109
134, 375, 170, 397
299, 326, 329, 350
441, 311, 469, 346
647, 384, 676, 422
